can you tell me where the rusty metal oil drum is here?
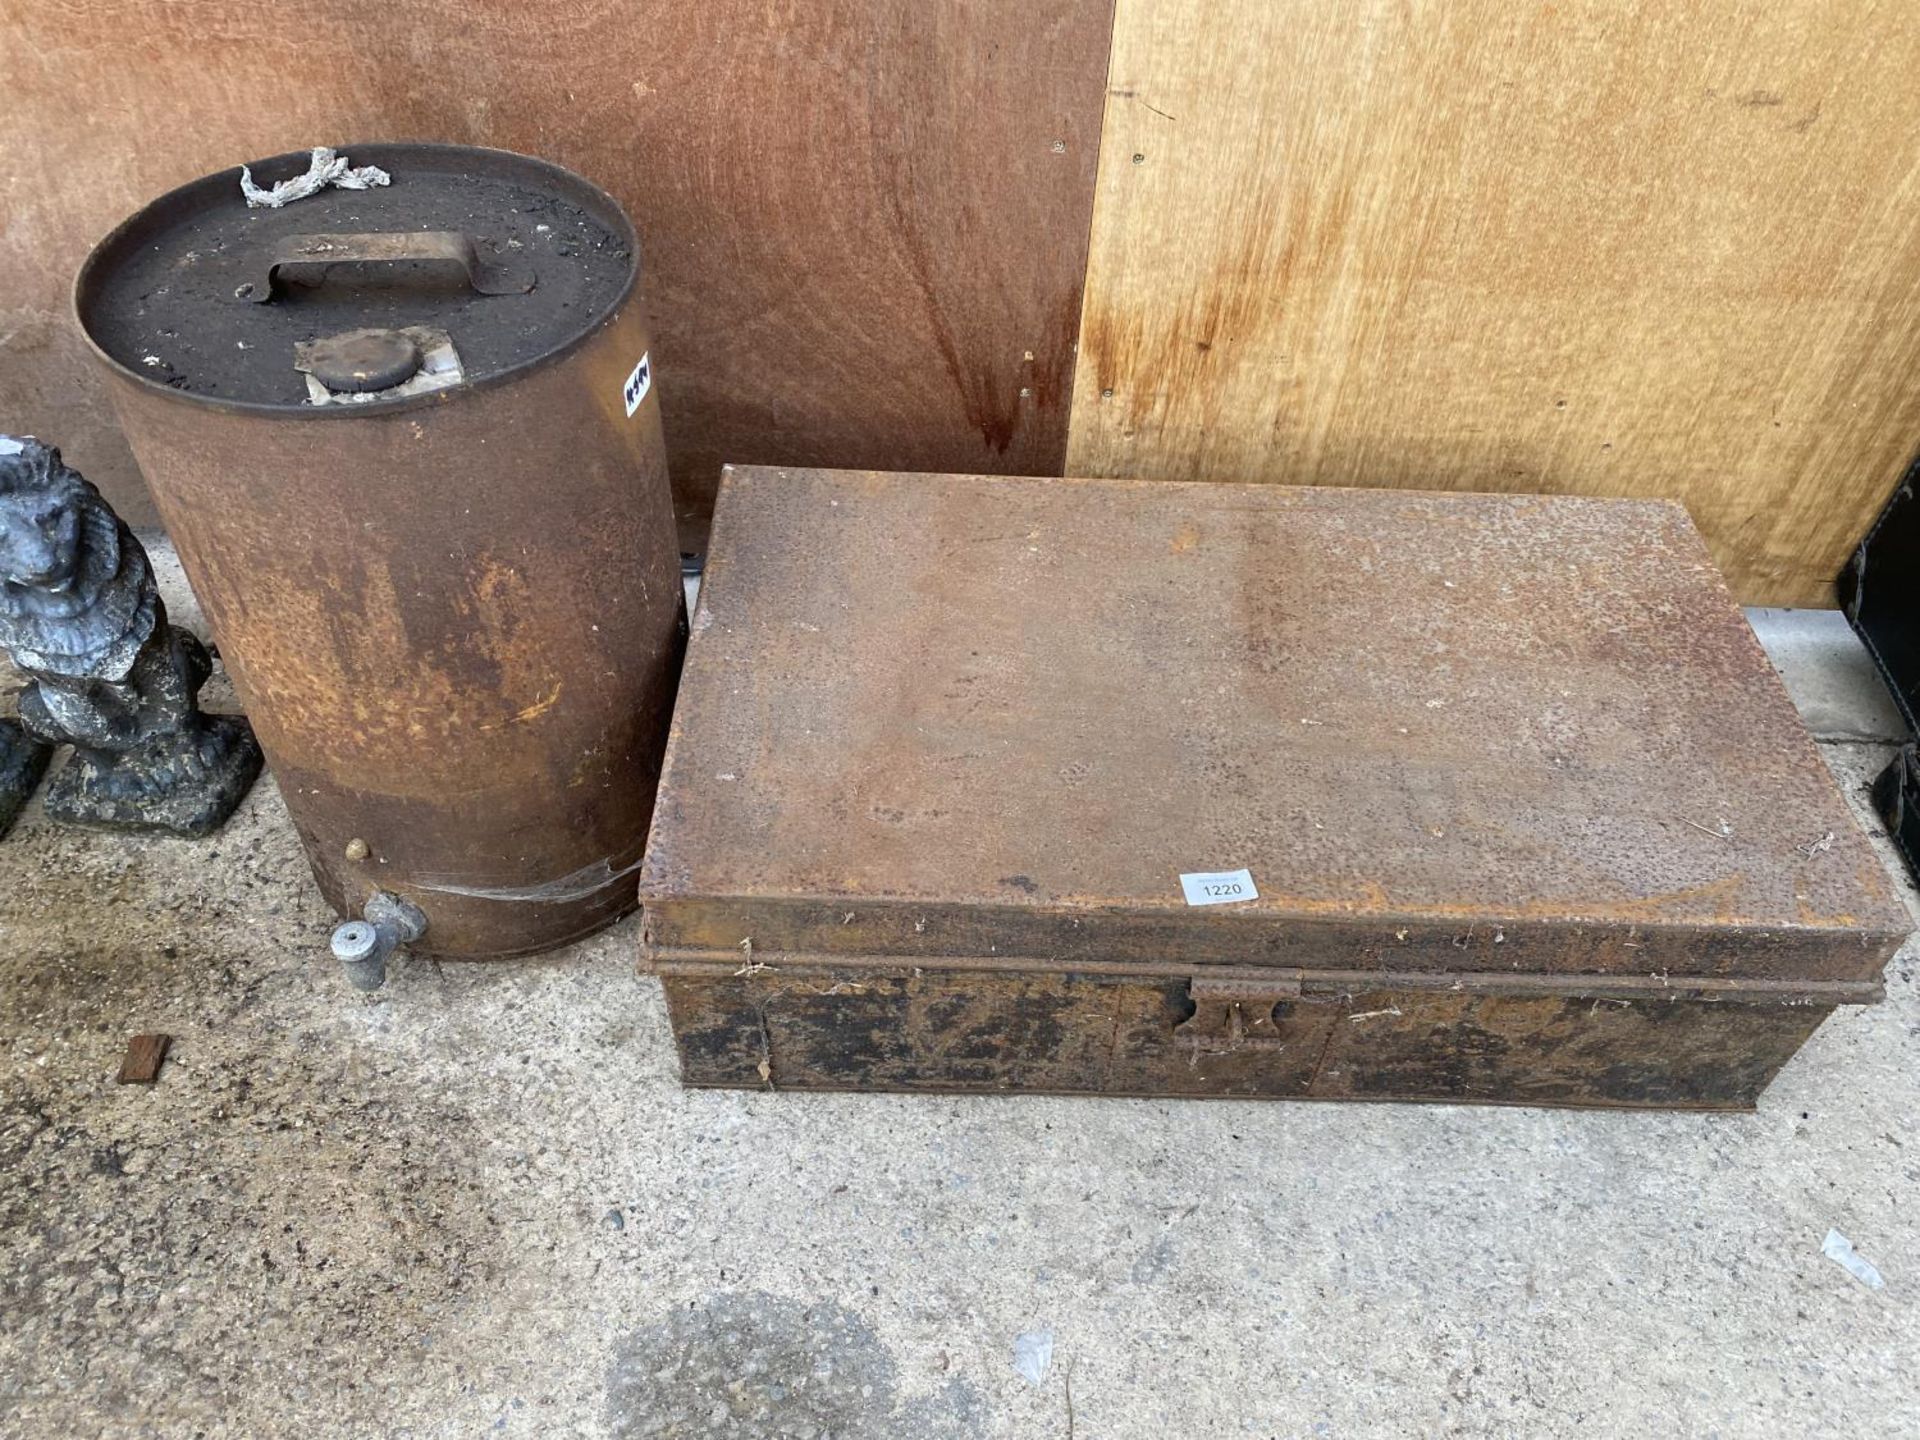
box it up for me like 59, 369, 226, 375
74, 144, 684, 959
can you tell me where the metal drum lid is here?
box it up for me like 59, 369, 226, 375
76, 144, 636, 412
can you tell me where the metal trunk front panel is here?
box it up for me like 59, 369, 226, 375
652, 957, 1855, 1110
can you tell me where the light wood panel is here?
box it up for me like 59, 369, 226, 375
1070, 0, 1920, 605
1, 1, 1113, 540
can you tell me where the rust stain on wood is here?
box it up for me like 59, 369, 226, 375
659, 966, 1834, 1109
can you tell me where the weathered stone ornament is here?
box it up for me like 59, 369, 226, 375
0, 436, 261, 836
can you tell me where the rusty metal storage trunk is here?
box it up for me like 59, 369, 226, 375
639, 467, 1911, 1108
75, 144, 683, 958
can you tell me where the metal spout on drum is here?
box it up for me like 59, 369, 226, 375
330, 891, 428, 991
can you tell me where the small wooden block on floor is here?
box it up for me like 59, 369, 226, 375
116, 1033, 171, 1085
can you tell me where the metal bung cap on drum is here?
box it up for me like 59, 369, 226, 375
304, 329, 425, 392
73, 143, 639, 415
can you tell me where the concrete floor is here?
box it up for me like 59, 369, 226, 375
2, 562, 1918, 1439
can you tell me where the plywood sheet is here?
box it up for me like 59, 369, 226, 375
1070, 0, 1920, 605
0, 0, 1113, 540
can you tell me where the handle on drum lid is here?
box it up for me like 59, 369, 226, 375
236, 231, 535, 303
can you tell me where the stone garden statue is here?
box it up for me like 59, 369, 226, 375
0, 436, 260, 836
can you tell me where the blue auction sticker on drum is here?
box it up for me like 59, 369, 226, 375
1179, 868, 1258, 906
623, 351, 653, 417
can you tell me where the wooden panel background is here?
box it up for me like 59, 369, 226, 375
0, 0, 1114, 540
8, 2, 1920, 601
1070, 0, 1920, 606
